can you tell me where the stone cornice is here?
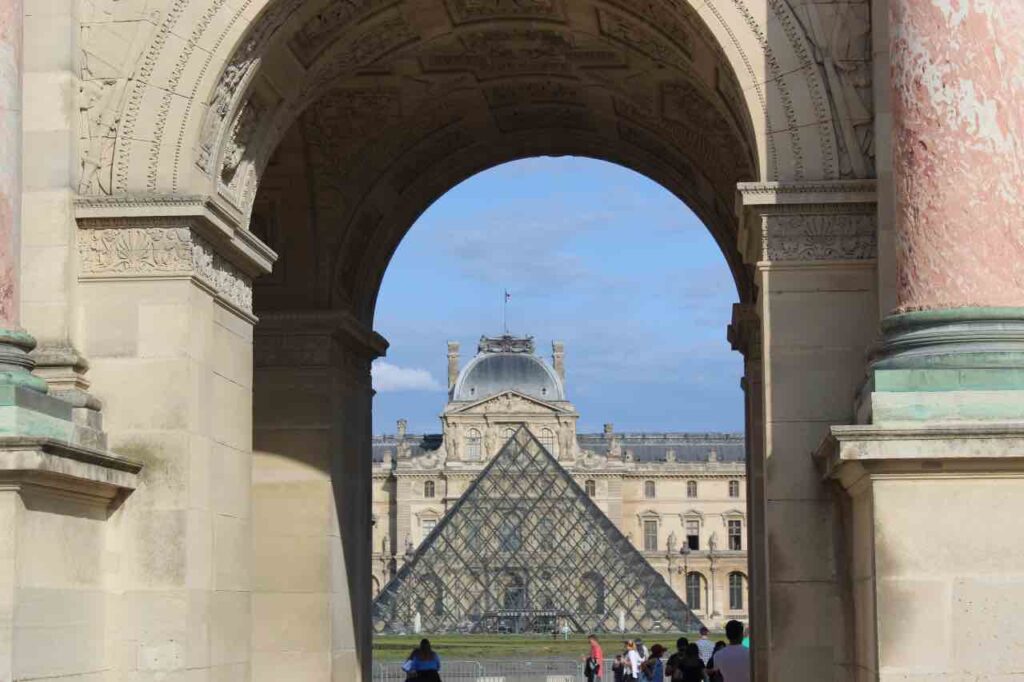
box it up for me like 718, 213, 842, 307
818, 421, 1024, 490
0, 436, 143, 506
75, 194, 277, 277
255, 310, 389, 362
76, 223, 256, 319
735, 180, 878, 265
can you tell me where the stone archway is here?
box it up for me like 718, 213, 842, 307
61, 0, 882, 680
199, 4, 883, 681
3, 0, 1022, 680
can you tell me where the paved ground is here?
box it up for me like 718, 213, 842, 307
372, 632, 715, 662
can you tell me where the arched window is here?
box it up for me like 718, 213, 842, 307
466, 428, 481, 460
729, 572, 746, 611
686, 480, 698, 498
729, 480, 740, 497
686, 572, 705, 610
585, 479, 596, 497
540, 428, 556, 452
424, 480, 435, 498
372, 576, 381, 597
502, 427, 516, 442
644, 480, 656, 499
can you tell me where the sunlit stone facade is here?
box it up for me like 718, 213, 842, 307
371, 335, 749, 628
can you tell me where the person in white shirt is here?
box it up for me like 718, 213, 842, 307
623, 639, 643, 681
696, 626, 716, 664
707, 620, 750, 682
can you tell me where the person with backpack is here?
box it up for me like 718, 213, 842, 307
402, 639, 442, 681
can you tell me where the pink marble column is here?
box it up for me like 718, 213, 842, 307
891, 1, 1024, 312
0, 0, 21, 328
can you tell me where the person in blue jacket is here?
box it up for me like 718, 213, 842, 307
403, 639, 442, 681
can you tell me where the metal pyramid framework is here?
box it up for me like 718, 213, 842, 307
372, 426, 704, 634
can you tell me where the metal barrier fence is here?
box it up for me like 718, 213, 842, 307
372, 657, 621, 682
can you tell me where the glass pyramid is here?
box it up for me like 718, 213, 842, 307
372, 426, 704, 634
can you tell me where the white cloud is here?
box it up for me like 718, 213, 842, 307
371, 361, 444, 393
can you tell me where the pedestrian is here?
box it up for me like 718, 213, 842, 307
696, 627, 715, 664
706, 621, 749, 682
584, 634, 604, 682
707, 642, 727, 682
402, 639, 442, 682
638, 643, 665, 682
635, 638, 650, 660
665, 637, 689, 681
612, 654, 626, 682
676, 643, 708, 682
623, 640, 642, 681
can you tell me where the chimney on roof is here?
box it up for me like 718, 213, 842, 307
447, 341, 460, 391
551, 341, 565, 383
397, 419, 407, 440
604, 423, 614, 437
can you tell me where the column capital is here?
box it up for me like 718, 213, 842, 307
736, 180, 877, 265
75, 196, 278, 320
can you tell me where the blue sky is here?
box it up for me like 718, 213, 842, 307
371, 157, 743, 436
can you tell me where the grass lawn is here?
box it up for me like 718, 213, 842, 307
372, 633, 717, 662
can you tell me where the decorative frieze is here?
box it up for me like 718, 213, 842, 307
78, 225, 254, 313
761, 213, 876, 261
737, 180, 878, 264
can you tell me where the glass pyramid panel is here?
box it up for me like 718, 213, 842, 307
372, 426, 704, 634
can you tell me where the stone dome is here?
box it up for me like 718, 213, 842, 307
452, 352, 565, 402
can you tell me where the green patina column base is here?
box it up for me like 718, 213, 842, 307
0, 328, 101, 441
0, 327, 49, 394
865, 308, 1024, 423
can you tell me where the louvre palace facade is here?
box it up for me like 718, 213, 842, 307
371, 335, 749, 630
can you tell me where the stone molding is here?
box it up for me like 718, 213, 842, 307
736, 180, 877, 264
0, 436, 142, 506
77, 222, 255, 316
75, 194, 277, 277
255, 310, 389, 367
817, 421, 1024, 489
871, 308, 1024, 371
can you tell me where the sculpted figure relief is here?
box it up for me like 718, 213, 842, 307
800, 0, 873, 177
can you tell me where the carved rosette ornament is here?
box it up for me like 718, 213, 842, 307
78, 225, 253, 313
761, 214, 876, 261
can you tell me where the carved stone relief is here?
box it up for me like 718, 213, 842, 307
289, 0, 398, 67
797, 0, 873, 178
444, 0, 565, 24
78, 78, 123, 195
78, 225, 254, 312
420, 28, 623, 79
597, 7, 692, 70
761, 212, 876, 261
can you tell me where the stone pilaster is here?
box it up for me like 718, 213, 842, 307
253, 309, 386, 682
737, 180, 878, 682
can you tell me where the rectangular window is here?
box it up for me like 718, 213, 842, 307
686, 480, 697, 498
644, 480, 656, 499
686, 519, 700, 550
729, 480, 740, 498
728, 519, 742, 550
729, 573, 745, 610
422, 519, 437, 537
643, 520, 658, 552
